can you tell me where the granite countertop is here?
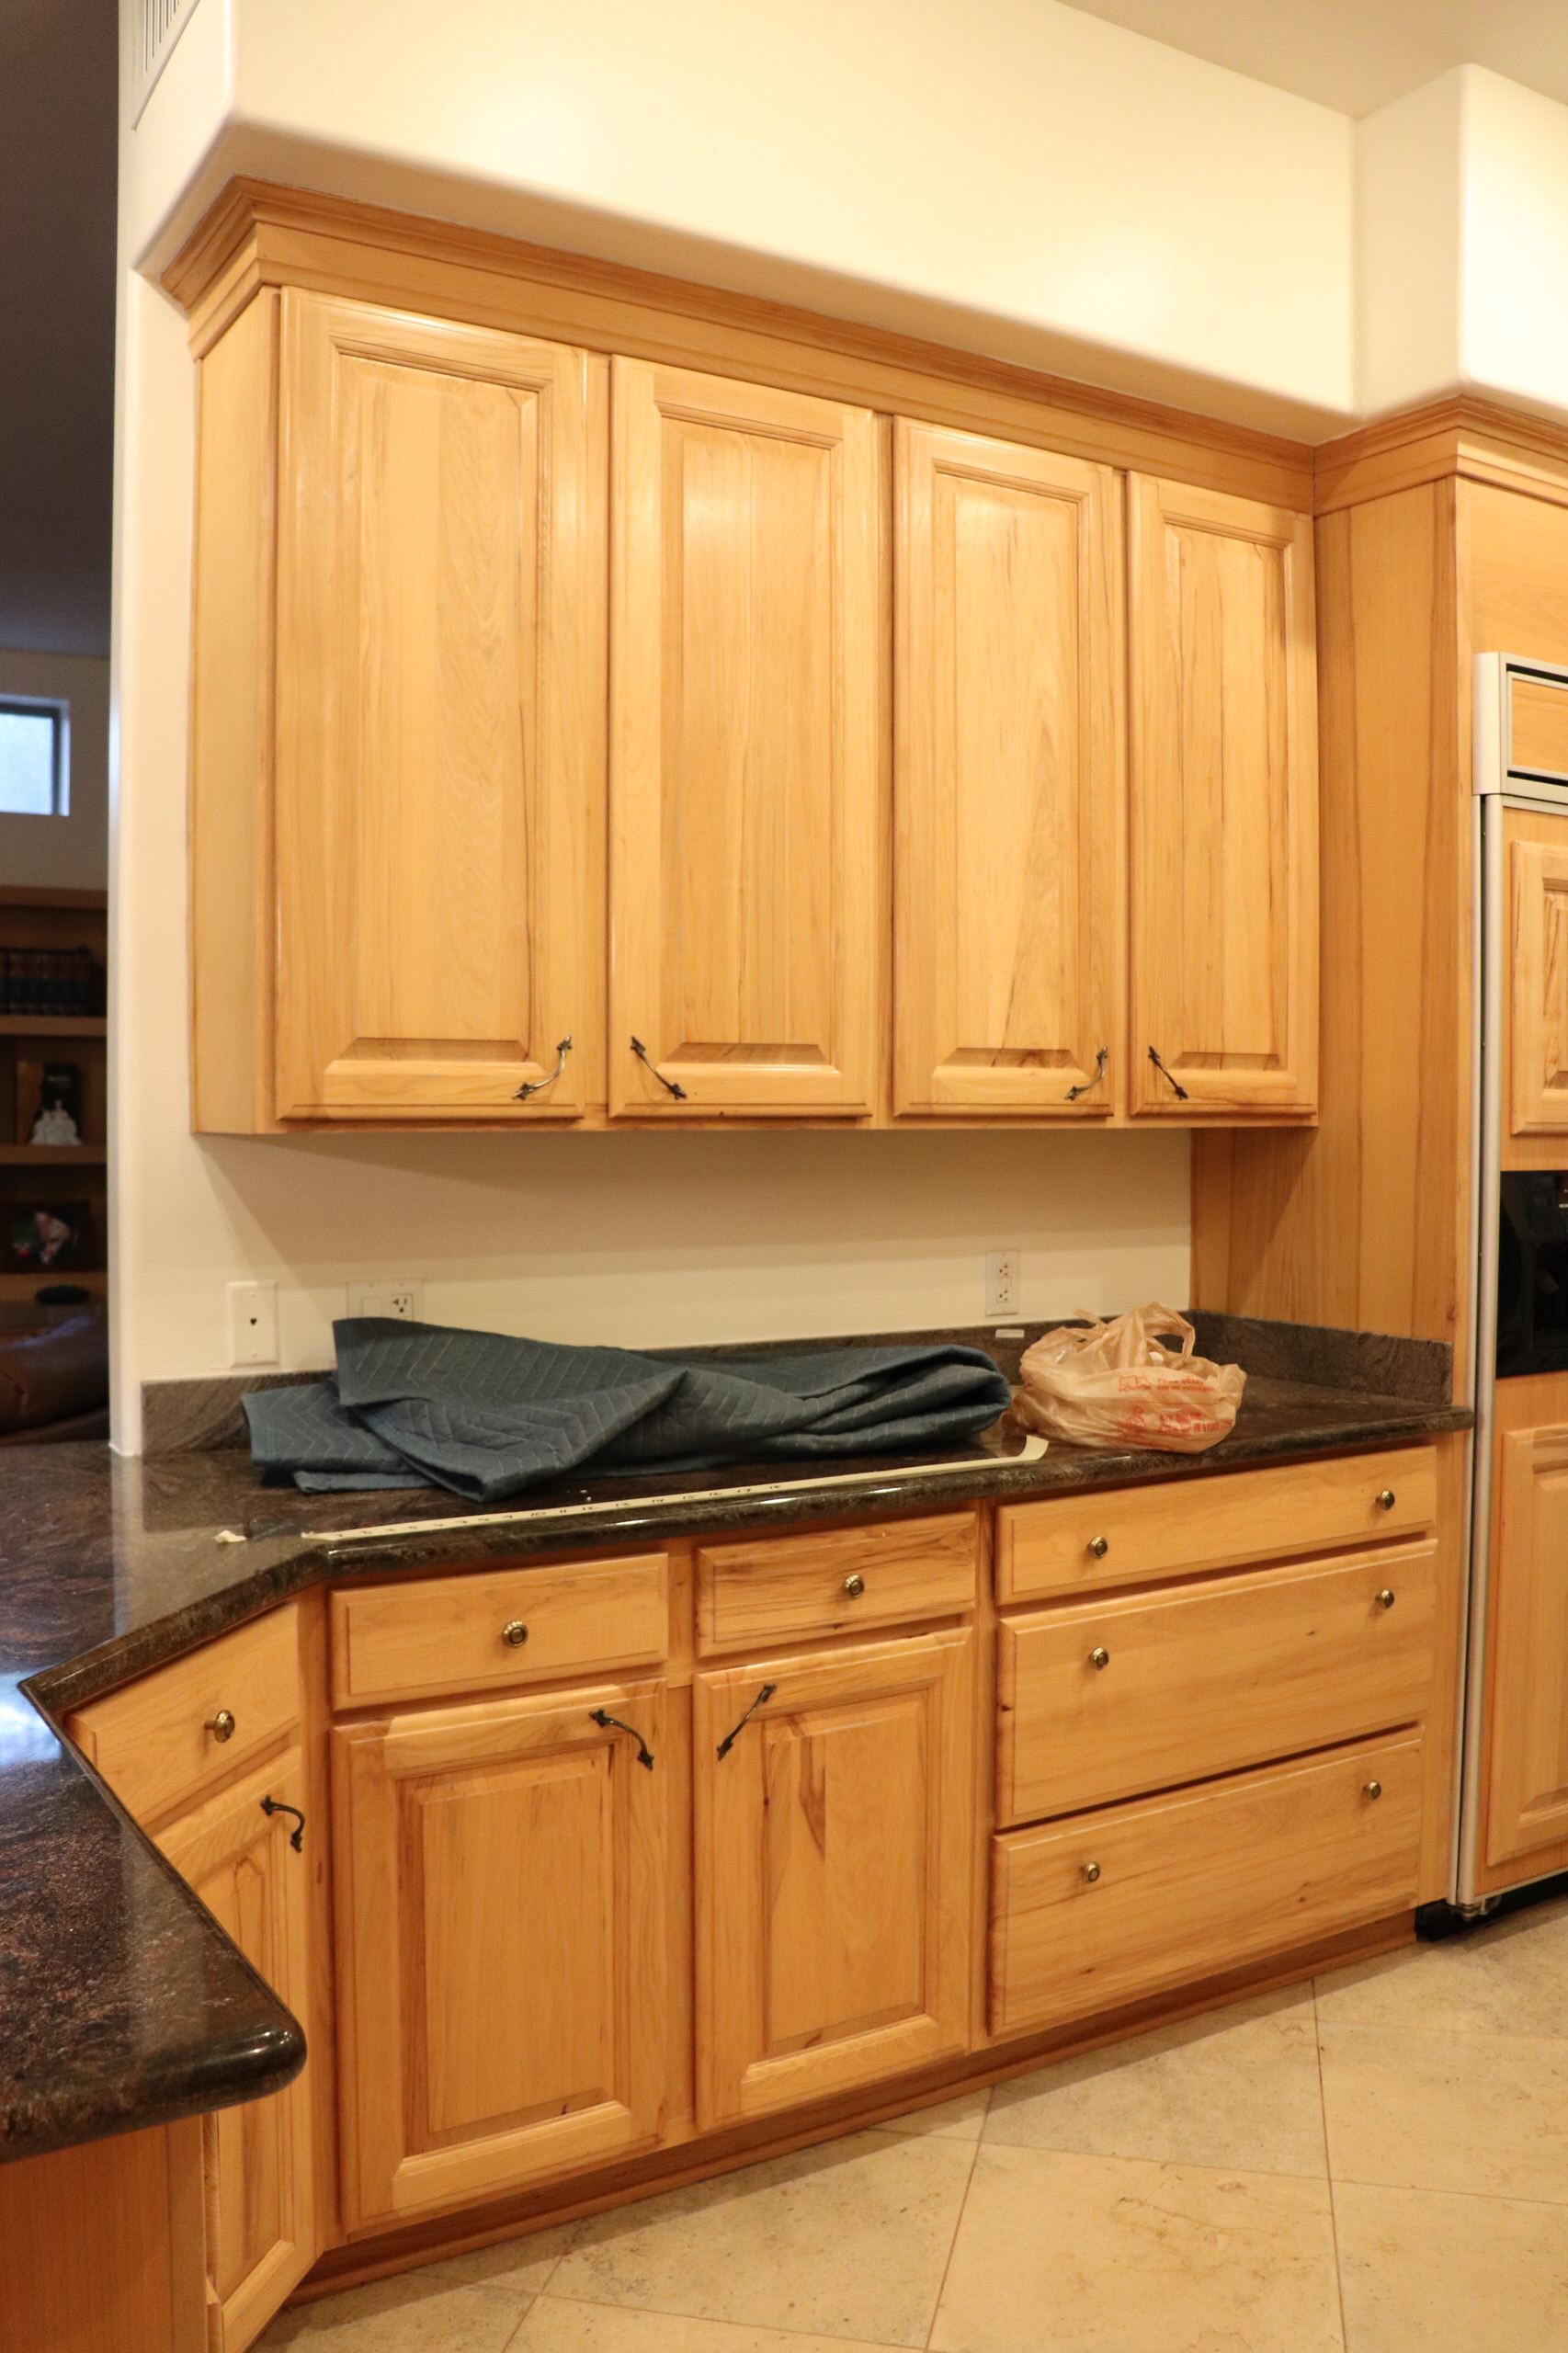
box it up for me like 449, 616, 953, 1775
0, 1316, 1471, 2165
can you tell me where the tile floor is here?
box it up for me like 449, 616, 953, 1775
259, 1893, 1568, 2353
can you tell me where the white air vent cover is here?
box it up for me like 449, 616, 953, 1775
132, 0, 204, 122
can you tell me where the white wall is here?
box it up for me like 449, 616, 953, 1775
0, 650, 109, 891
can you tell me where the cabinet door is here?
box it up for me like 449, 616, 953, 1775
1507, 818, 1568, 1139
894, 422, 1122, 1115
1128, 475, 1317, 1116
1486, 1426, 1568, 1866
333, 1679, 667, 2228
275, 292, 607, 1120
609, 358, 883, 1116
693, 1631, 973, 2127
156, 1754, 315, 2353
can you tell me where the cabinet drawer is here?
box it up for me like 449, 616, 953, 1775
990, 1733, 1424, 2039
998, 1540, 1437, 1825
995, 1446, 1437, 1604
695, 1513, 978, 1654
330, 1552, 669, 1708
68, 1606, 301, 1827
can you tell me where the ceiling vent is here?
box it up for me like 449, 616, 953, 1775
131, 0, 205, 123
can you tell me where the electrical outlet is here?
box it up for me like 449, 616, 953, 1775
347, 1279, 425, 1323
227, 1279, 278, 1366
984, 1248, 1021, 1320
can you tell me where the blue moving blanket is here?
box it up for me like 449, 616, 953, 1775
244, 1319, 1014, 1501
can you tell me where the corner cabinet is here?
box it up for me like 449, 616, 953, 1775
182, 214, 1318, 1133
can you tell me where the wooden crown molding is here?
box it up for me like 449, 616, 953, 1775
1315, 392, 1568, 516
163, 177, 1315, 509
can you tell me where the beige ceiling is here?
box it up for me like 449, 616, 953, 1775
1060, 0, 1568, 118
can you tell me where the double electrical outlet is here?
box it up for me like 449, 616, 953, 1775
225, 1277, 425, 1366
984, 1247, 1021, 1320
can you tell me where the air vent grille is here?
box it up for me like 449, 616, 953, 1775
131, 0, 204, 122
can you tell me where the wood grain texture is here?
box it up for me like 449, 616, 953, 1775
692, 1629, 974, 2126
695, 1511, 977, 1654
609, 358, 884, 1116
165, 181, 1314, 511
0, 2120, 207, 2353
1314, 392, 1568, 517
155, 1754, 318, 2350
994, 1446, 1437, 1603
892, 420, 1123, 1116
68, 1605, 301, 1831
1129, 474, 1317, 1117
332, 1677, 667, 2229
1510, 674, 1568, 781
273, 293, 607, 1122
997, 1543, 1437, 1826
1191, 482, 1469, 1364
989, 1733, 1424, 2039
1484, 1400, 1568, 1871
1504, 808, 1568, 1154
330, 1553, 670, 1708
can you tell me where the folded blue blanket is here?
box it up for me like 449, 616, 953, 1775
244, 1319, 1013, 1502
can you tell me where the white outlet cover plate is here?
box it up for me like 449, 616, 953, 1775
227, 1279, 279, 1366
984, 1249, 1021, 1320
347, 1280, 426, 1322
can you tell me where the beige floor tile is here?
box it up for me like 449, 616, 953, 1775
1321, 2022, 1568, 2204
1335, 2180, 1568, 2352
427, 2221, 582, 2293
1315, 1898, 1568, 2040
547, 2127, 973, 2347
984, 1988, 1326, 2178
256, 2270, 531, 2350
513, 2297, 909, 2350
866, 2085, 991, 2142
930, 2142, 1344, 2353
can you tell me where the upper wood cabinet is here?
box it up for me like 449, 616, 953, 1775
893, 423, 1122, 1117
1485, 1423, 1568, 1868
1128, 476, 1318, 1117
192, 290, 607, 1129
1506, 810, 1568, 1149
608, 359, 885, 1116
332, 1678, 668, 2229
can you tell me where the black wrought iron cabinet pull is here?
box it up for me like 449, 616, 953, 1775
630, 1036, 688, 1100
589, 1708, 656, 1769
516, 1035, 573, 1101
1146, 1045, 1189, 1101
260, 1794, 306, 1853
715, 1681, 778, 1761
1066, 1046, 1108, 1102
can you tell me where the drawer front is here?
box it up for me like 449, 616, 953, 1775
995, 1446, 1437, 1603
997, 1540, 1437, 1825
990, 1732, 1424, 2039
330, 1552, 669, 1708
68, 1606, 301, 1827
696, 1512, 978, 1654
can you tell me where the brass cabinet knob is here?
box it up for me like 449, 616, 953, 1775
1087, 1536, 1109, 1560
1363, 1779, 1383, 1802
1375, 1588, 1396, 1611
1376, 1488, 1396, 1511
1089, 1645, 1111, 1670
843, 1574, 866, 1599
204, 1709, 236, 1745
502, 1620, 529, 1647
1081, 1860, 1102, 1884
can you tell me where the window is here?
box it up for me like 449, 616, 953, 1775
0, 701, 67, 817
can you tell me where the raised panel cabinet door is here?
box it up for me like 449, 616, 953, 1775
1128, 475, 1317, 1116
692, 1630, 974, 2128
1507, 822, 1568, 1138
894, 422, 1123, 1115
1486, 1427, 1568, 1866
155, 1753, 315, 2353
332, 1679, 667, 2229
274, 292, 608, 1120
609, 358, 884, 1115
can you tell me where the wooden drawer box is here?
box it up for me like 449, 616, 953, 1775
995, 1446, 1437, 1604
695, 1512, 978, 1654
329, 1552, 669, 1709
68, 1606, 301, 1828
990, 1732, 1424, 2039
997, 1540, 1437, 1825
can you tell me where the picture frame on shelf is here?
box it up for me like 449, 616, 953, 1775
6, 1201, 93, 1274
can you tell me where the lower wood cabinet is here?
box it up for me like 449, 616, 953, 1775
692, 1630, 975, 2127
1486, 1423, 1568, 1868
154, 1752, 316, 2353
332, 1678, 668, 2229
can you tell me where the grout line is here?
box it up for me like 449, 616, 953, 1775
924, 2091, 989, 2351
538, 2281, 914, 2349
1313, 1978, 1354, 2353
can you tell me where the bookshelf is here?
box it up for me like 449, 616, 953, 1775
0, 886, 108, 1312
